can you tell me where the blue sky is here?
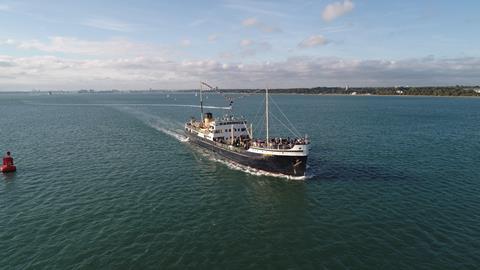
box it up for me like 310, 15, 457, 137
1, 0, 479, 90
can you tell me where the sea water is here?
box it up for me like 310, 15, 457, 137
0, 93, 479, 269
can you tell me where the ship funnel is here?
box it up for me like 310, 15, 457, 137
204, 112, 213, 124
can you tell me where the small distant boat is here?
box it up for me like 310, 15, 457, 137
1, 165, 16, 173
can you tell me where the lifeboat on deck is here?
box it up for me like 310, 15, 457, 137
1, 165, 16, 173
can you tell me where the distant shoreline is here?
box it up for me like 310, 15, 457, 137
1, 86, 479, 97
212, 86, 480, 97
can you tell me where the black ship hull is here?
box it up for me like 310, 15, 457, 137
185, 132, 308, 177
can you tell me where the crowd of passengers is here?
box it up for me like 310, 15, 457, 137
251, 137, 307, 149
213, 136, 307, 149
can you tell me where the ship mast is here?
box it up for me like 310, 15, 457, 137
265, 87, 269, 145
200, 83, 204, 122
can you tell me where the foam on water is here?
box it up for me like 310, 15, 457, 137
190, 144, 313, 180
213, 157, 313, 180
153, 126, 189, 142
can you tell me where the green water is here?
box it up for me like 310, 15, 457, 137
0, 93, 479, 269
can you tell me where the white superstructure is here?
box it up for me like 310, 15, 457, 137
185, 112, 309, 157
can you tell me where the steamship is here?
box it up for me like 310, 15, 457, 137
184, 82, 310, 177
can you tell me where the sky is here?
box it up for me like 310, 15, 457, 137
0, 0, 479, 90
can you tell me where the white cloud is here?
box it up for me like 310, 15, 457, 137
15, 37, 164, 57
219, 52, 234, 60
240, 39, 253, 47
242, 17, 258, 27
82, 17, 134, 32
238, 40, 272, 56
322, 0, 354, 22
180, 39, 192, 47
0, 39, 16, 45
224, 2, 288, 17
242, 17, 282, 33
318, 24, 353, 33
1, 54, 480, 90
0, 4, 10, 11
0, 55, 179, 90
208, 34, 219, 43
298, 35, 329, 48
188, 18, 208, 27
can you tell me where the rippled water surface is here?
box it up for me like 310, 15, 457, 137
1, 93, 479, 269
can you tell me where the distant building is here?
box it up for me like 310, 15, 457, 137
396, 90, 404, 95
350, 92, 357, 95
474, 88, 480, 94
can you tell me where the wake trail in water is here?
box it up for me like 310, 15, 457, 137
24, 102, 231, 110
24, 101, 225, 142
117, 106, 189, 143
153, 127, 189, 143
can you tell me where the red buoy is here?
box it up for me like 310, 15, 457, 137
2, 151, 16, 173
0, 164, 16, 173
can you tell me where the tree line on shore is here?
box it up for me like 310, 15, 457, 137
217, 86, 480, 96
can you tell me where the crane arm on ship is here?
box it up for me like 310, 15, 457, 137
200, 81, 234, 109
199, 82, 220, 124
201, 81, 217, 91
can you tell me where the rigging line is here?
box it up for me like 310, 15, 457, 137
270, 96, 301, 137
251, 95, 266, 133
250, 92, 268, 139
205, 86, 264, 111
220, 88, 267, 102
242, 120, 251, 138
270, 112, 301, 138
256, 110, 265, 132
269, 96, 302, 137
256, 111, 265, 139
